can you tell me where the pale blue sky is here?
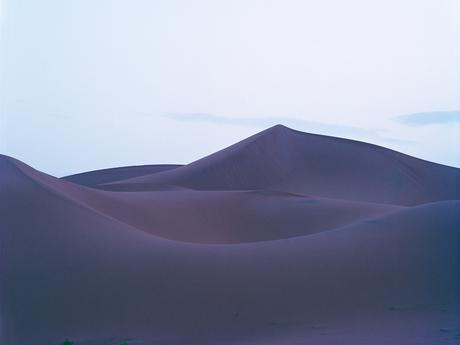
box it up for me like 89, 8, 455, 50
1, 0, 459, 176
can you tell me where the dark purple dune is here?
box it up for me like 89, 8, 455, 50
1, 125, 459, 345
102, 125, 459, 206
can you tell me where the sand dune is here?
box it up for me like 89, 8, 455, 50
99, 125, 460, 206
1, 125, 459, 345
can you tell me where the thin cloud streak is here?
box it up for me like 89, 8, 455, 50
163, 112, 412, 145
397, 111, 460, 126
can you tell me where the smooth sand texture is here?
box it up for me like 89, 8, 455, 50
1, 125, 459, 345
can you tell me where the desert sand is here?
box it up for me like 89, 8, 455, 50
1, 125, 459, 345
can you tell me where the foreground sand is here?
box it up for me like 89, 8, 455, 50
1, 125, 459, 344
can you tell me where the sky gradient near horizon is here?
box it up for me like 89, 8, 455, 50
1, 0, 459, 176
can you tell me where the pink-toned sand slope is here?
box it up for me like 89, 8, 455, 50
1, 125, 459, 345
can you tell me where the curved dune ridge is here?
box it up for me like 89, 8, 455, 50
63, 164, 182, 187
1, 125, 459, 345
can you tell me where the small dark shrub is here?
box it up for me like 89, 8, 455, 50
62, 339, 73, 345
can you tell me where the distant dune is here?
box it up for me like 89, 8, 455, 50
1, 125, 459, 345
63, 164, 182, 187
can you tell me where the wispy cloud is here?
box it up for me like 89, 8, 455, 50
397, 110, 460, 126
163, 112, 411, 145
164, 112, 376, 137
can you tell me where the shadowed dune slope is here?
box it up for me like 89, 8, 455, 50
102, 125, 460, 206
1, 125, 460, 345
